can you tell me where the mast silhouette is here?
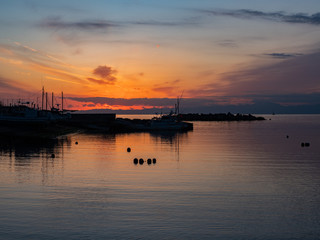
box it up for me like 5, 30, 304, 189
61, 91, 63, 112
46, 92, 48, 110
42, 87, 44, 110
52, 92, 54, 110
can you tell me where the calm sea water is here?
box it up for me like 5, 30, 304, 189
0, 115, 320, 240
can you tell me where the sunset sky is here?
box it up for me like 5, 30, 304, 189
1, 0, 320, 113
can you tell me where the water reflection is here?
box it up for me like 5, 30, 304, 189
0, 136, 72, 184
150, 131, 188, 145
150, 131, 189, 161
0, 133, 122, 185
0, 117, 320, 239
0, 136, 71, 160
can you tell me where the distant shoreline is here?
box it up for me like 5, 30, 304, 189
177, 113, 265, 121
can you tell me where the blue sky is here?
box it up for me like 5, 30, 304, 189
1, 0, 320, 113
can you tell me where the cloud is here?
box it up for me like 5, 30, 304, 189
185, 81, 227, 98
67, 93, 320, 114
151, 79, 182, 96
182, 51, 320, 107
220, 51, 320, 95
68, 97, 176, 107
92, 65, 117, 83
129, 20, 195, 27
172, 79, 181, 84
86, 65, 118, 85
37, 16, 197, 46
250, 93, 320, 105
0, 42, 87, 85
264, 53, 302, 59
87, 77, 115, 85
152, 86, 177, 95
39, 17, 117, 31
68, 96, 245, 111
38, 16, 195, 33
203, 9, 320, 25
1, 42, 68, 68
1, 41, 72, 70
0, 76, 21, 91
217, 40, 238, 48
0, 76, 33, 96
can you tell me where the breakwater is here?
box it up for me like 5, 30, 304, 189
178, 113, 265, 121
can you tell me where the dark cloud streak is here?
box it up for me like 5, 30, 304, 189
68, 93, 320, 114
220, 51, 320, 95
87, 77, 115, 85
130, 20, 195, 27
39, 17, 117, 31
38, 16, 196, 33
68, 97, 177, 107
203, 9, 320, 25
0, 76, 33, 96
264, 53, 302, 59
69, 93, 320, 108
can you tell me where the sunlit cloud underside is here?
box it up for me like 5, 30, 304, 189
1, 0, 320, 113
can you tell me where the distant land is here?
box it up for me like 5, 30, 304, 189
76, 102, 320, 115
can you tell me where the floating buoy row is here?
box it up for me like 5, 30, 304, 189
133, 158, 156, 165
286, 136, 312, 148
301, 142, 310, 147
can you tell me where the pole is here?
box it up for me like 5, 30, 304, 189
42, 87, 44, 110
61, 91, 63, 112
46, 92, 48, 110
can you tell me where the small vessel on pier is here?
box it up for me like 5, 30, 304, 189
0, 88, 72, 138
113, 95, 193, 132
0, 88, 69, 124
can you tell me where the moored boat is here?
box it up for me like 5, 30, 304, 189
0, 89, 73, 138
0, 105, 70, 124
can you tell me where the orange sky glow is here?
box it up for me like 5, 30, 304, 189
1, 1, 320, 113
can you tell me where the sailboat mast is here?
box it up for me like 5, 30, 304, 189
46, 92, 48, 110
175, 91, 183, 115
42, 87, 44, 110
177, 97, 180, 115
61, 91, 63, 112
52, 92, 54, 110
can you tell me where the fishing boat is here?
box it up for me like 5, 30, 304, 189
113, 95, 193, 132
0, 88, 70, 123
0, 89, 72, 138
0, 105, 69, 123
147, 111, 192, 130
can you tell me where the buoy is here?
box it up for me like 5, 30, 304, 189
139, 158, 144, 165
152, 158, 156, 164
301, 142, 305, 147
51, 153, 55, 158
133, 158, 138, 164
305, 142, 310, 147
75, 141, 78, 145
147, 158, 152, 165
127, 147, 131, 152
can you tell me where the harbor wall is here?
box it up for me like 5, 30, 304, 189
71, 113, 116, 123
